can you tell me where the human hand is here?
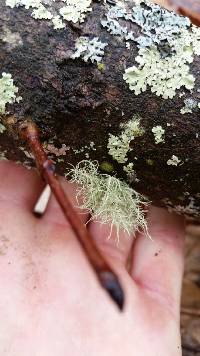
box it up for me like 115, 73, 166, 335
0, 160, 185, 356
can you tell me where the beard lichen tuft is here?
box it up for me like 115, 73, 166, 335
68, 160, 149, 239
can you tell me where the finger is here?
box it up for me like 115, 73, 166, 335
41, 177, 90, 226
88, 221, 135, 267
131, 206, 185, 316
0, 160, 44, 210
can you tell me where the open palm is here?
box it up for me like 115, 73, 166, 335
0, 161, 184, 356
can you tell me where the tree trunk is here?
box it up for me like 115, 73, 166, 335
0, 0, 200, 217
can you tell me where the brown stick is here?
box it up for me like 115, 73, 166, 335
19, 120, 124, 310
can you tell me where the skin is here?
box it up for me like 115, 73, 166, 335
0, 160, 185, 356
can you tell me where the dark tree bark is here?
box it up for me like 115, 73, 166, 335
0, 0, 200, 218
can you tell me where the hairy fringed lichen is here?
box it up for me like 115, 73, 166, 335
68, 160, 149, 238
0, 72, 21, 114
71, 37, 107, 63
107, 116, 144, 164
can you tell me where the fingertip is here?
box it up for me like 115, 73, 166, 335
147, 206, 185, 250
0, 160, 44, 209
131, 206, 185, 317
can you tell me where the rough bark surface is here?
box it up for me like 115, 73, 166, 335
0, 0, 200, 217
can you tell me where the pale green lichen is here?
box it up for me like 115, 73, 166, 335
123, 44, 195, 99
32, 4, 53, 20
6, 0, 92, 29
152, 125, 165, 144
68, 160, 149, 238
52, 15, 65, 30
71, 37, 108, 63
167, 155, 182, 166
121, 1, 200, 98
0, 72, 22, 115
107, 117, 144, 164
59, 0, 92, 23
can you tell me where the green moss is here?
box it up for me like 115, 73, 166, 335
99, 161, 114, 173
97, 62, 105, 71
146, 159, 154, 166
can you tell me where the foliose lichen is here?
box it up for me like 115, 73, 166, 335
114, 0, 200, 98
123, 43, 195, 99
59, 0, 92, 23
6, 0, 92, 29
152, 125, 165, 144
68, 160, 149, 238
167, 155, 182, 166
180, 97, 198, 114
107, 116, 144, 164
71, 37, 108, 63
0, 72, 21, 115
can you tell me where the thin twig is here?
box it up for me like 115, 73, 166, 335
19, 120, 124, 310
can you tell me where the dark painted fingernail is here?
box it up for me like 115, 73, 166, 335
99, 271, 124, 311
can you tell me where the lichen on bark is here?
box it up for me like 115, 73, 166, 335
0, 0, 200, 219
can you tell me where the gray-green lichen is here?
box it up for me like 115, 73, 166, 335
68, 160, 149, 237
107, 116, 144, 164
180, 98, 198, 114
71, 37, 108, 63
0, 72, 21, 114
